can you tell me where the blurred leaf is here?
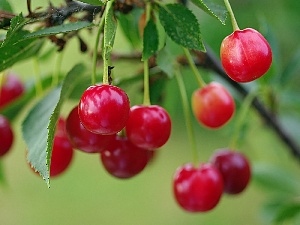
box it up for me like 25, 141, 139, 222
274, 202, 300, 223
22, 21, 93, 40
158, 4, 204, 51
23, 64, 86, 186
78, 0, 105, 5
0, 160, 6, 185
117, 8, 142, 49
0, 0, 13, 12
142, 18, 159, 60
103, 2, 117, 61
253, 163, 300, 194
190, 0, 227, 24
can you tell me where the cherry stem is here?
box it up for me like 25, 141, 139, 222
175, 66, 199, 165
92, 10, 106, 85
33, 57, 43, 96
142, 2, 152, 106
52, 51, 64, 87
229, 90, 257, 149
183, 48, 206, 88
223, 0, 240, 31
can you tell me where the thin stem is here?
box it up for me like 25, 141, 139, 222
229, 90, 257, 149
92, 13, 106, 85
223, 0, 240, 31
33, 57, 43, 95
183, 48, 206, 88
142, 2, 152, 106
52, 51, 64, 87
175, 67, 198, 165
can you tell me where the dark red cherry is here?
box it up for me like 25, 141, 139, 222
125, 105, 171, 149
210, 149, 251, 194
0, 72, 25, 108
220, 28, 272, 83
0, 114, 14, 157
78, 84, 130, 135
66, 106, 115, 153
173, 163, 224, 212
100, 136, 149, 179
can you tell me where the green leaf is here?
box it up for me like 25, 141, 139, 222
78, 0, 105, 5
117, 8, 142, 49
274, 202, 300, 223
190, 0, 227, 25
253, 163, 300, 194
158, 3, 204, 51
22, 21, 93, 40
142, 18, 159, 60
0, 0, 13, 12
103, 2, 117, 61
22, 64, 86, 186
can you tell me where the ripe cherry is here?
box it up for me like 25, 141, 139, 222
78, 84, 130, 135
100, 135, 150, 179
173, 163, 224, 212
66, 106, 115, 153
191, 82, 235, 128
50, 118, 74, 177
220, 28, 272, 83
125, 105, 171, 149
0, 72, 25, 108
0, 114, 14, 157
210, 149, 251, 194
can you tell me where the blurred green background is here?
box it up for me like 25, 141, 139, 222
1, 0, 300, 225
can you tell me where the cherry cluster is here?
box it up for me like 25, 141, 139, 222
48, 84, 172, 178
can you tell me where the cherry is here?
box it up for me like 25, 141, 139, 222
78, 84, 130, 135
125, 105, 171, 149
50, 118, 74, 177
0, 114, 14, 157
173, 163, 224, 212
0, 72, 25, 108
220, 28, 272, 83
210, 149, 251, 194
100, 135, 150, 179
66, 106, 115, 153
191, 82, 235, 128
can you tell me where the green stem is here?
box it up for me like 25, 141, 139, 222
142, 2, 152, 106
183, 48, 206, 88
92, 11, 106, 85
102, 0, 115, 85
223, 0, 240, 31
229, 90, 257, 149
33, 57, 43, 95
52, 51, 64, 87
175, 67, 198, 165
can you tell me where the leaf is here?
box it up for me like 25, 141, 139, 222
22, 21, 93, 40
158, 3, 204, 51
142, 18, 159, 60
0, 0, 13, 12
274, 202, 300, 223
190, 0, 227, 25
0, 39, 44, 72
78, 0, 105, 5
103, 2, 117, 61
252, 163, 300, 194
22, 64, 86, 186
117, 8, 142, 49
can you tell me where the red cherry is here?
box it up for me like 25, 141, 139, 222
78, 84, 130, 135
0, 114, 14, 157
210, 149, 251, 194
125, 105, 171, 149
220, 28, 272, 83
50, 117, 74, 177
0, 72, 25, 108
173, 163, 224, 212
100, 136, 149, 179
191, 82, 235, 128
66, 106, 115, 153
